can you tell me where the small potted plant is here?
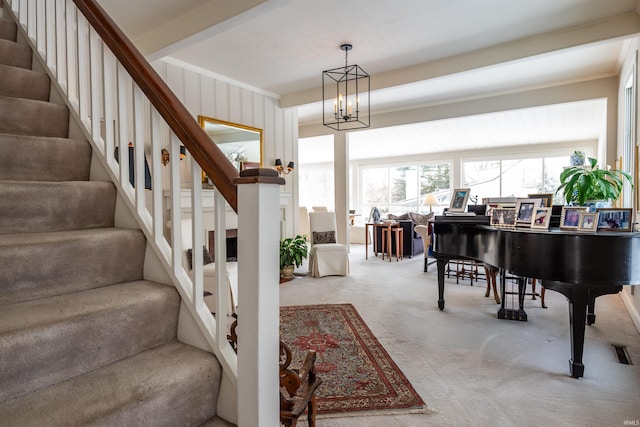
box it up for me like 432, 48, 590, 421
279, 235, 308, 279
556, 156, 633, 207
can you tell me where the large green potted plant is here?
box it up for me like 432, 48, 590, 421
279, 235, 308, 279
556, 155, 633, 207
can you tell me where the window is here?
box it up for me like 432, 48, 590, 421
298, 164, 335, 211
463, 160, 500, 203
298, 136, 335, 211
361, 162, 450, 217
622, 72, 635, 208
463, 154, 583, 205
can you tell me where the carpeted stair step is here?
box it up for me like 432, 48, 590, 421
0, 16, 16, 41
0, 341, 221, 426
0, 63, 50, 100
0, 7, 227, 426
0, 95, 68, 137
0, 280, 181, 403
0, 133, 91, 181
0, 38, 31, 69
0, 180, 116, 234
0, 228, 146, 306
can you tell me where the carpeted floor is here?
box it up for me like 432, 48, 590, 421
280, 244, 640, 426
280, 303, 425, 416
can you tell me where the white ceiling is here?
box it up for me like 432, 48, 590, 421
97, 0, 640, 154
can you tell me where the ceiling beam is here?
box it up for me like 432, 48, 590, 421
299, 77, 617, 139
134, 0, 279, 61
282, 13, 640, 109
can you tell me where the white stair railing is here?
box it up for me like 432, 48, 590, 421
6, 0, 239, 384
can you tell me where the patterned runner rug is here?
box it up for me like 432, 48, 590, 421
280, 303, 426, 417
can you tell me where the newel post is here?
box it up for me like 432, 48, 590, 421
235, 169, 285, 427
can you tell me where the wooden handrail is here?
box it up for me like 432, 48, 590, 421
73, 0, 239, 211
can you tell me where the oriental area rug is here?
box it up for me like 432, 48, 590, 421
279, 303, 426, 417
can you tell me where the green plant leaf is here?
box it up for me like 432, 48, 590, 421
279, 235, 308, 269
556, 157, 633, 206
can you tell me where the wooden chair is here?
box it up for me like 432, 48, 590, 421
484, 264, 501, 304
484, 265, 545, 307
226, 316, 323, 427
531, 278, 546, 308
447, 259, 480, 285
279, 341, 323, 427
414, 224, 432, 272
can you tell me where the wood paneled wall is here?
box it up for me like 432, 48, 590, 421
153, 59, 299, 237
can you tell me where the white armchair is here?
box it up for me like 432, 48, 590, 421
299, 206, 310, 240
309, 212, 349, 277
414, 224, 432, 272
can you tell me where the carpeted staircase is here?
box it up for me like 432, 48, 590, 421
0, 10, 232, 426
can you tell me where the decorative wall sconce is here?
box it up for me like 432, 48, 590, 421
274, 158, 294, 175
161, 146, 187, 166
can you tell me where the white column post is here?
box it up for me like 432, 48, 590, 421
333, 131, 349, 245
236, 169, 285, 427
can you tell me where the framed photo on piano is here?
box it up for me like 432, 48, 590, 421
449, 188, 471, 213
560, 206, 588, 230
490, 208, 516, 228
527, 193, 553, 207
596, 208, 632, 231
530, 207, 552, 229
515, 198, 542, 226
577, 212, 599, 232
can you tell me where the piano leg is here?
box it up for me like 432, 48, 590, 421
567, 293, 588, 378
497, 269, 507, 319
542, 281, 622, 378
436, 258, 448, 310
585, 287, 619, 325
587, 297, 596, 325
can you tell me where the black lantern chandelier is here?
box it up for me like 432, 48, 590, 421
322, 43, 370, 131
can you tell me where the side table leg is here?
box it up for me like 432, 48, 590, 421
373, 224, 378, 257
365, 224, 369, 260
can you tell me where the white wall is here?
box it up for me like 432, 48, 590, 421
617, 37, 640, 331
153, 58, 299, 237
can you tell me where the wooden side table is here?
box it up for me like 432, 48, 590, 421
365, 222, 404, 261
381, 223, 403, 262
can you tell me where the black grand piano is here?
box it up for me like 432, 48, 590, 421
432, 215, 640, 378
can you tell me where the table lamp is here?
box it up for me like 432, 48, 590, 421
422, 193, 438, 213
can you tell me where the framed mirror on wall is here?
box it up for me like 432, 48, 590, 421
198, 115, 263, 173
